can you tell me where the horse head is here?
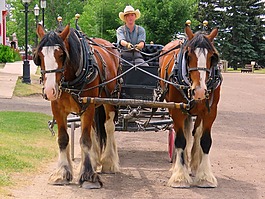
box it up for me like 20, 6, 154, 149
34, 24, 70, 101
184, 24, 219, 100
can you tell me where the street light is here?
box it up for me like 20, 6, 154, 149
34, 4, 40, 48
21, 0, 32, 84
40, 0, 46, 27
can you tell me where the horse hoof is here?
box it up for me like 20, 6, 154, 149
168, 181, 191, 188
196, 180, 217, 188
48, 167, 73, 185
48, 178, 70, 185
81, 181, 102, 189
100, 166, 118, 174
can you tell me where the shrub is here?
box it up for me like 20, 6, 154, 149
12, 49, 22, 62
0, 45, 21, 63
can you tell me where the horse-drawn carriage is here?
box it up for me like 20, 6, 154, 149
36, 18, 222, 189
115, 43, 173, 132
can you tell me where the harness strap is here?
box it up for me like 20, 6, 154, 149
93, 48, 112, 97
61, 29, 97, 89
188, 67, 211, 73
41, 68, 64, 75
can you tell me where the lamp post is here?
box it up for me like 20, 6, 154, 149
34, 4, 40, 48
21, 0, 32, 84
40, 0, 46, 27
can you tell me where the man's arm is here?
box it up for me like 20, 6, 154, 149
116, 27, 133, 49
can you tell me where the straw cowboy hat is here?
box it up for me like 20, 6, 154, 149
119, 5, 141, 22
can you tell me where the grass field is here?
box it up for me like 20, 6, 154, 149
0, 111, 57, 187
14, 75, 42, 97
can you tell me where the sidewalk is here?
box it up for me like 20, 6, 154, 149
0, 60, 38, 99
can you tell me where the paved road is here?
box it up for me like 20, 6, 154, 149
0, 96, 52, 115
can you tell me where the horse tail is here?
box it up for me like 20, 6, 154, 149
95, 105, 107, 152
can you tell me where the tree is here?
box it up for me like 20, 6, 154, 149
78, 0, 124, 42
195, 0, 265, 69
78, 0, 197, 45
6, 0, 87, 51
139, 0, 197, 45
45, 0, 86, 30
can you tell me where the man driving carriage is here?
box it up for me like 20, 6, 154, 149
116, 5, 148, 66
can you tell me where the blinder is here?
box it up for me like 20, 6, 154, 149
185, 50, 219, 73
35, 44, 68, 74
211, 53, 219, 67
33, 51, 41, 66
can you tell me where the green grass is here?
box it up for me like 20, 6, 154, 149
0, 112, 57, 192
13, 75, 42, 97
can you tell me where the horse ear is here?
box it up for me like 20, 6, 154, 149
36, 24, 45, 39
60, 24, 70, 41
207, 27, 218, 42
185, 24, 194, 40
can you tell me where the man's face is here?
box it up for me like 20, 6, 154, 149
125, 13, 136, 24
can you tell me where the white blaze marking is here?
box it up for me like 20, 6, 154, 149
42, 46, 59, 90
194, 48, 207, 90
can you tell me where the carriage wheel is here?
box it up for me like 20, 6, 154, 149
168, 127, 175, 163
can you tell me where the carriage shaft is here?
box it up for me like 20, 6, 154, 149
81, 97, 189, 110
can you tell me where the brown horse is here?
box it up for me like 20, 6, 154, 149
159, 24, 222, 188
34, 24, 120, 188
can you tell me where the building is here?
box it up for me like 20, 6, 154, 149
0, 0, 7, 45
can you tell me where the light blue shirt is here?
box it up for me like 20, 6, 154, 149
116, 25, 146, 49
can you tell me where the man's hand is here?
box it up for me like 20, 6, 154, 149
126, 42, 134, 49
135, 44, 141, 50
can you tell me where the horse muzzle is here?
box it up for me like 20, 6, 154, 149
191, 86, 207, 100
43, 84, 60, 101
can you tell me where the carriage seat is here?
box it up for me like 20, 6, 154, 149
142, 44, 164, 67
118, 43, 164, 100
113, 43, 164, 67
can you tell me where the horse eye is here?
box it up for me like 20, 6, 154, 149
59, 53, 65, 61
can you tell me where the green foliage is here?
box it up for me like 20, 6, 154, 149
0, 45, 15, 63
12, 50, 22, 62
78, 0, 124, 42
45, 0, 86, 30
195, 0, 265, 68
140, 0, 198, 44
6, 0, 265, 67
6, 0, 86, 49
78, 0, 197, 45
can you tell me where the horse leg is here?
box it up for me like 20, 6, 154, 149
78, 106, 102, 189
101, 104, 119, 173
183, 116, 193, 174
192, 112, 218, 188
190, 116, 203, 176
168, 112, 193, 188
48, 104, 73, 185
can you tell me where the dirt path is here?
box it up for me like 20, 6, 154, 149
3, 73, 265, 199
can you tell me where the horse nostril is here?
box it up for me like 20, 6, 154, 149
191, 89, 195, 96
43, 93, 48, 100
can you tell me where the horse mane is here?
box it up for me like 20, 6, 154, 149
66, 29, 82, 72
37, 31, 66, 53
37, 29, 82, 73
187, 31, 215, 54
